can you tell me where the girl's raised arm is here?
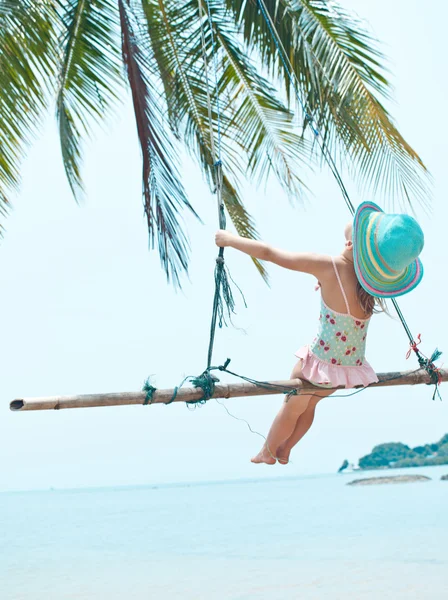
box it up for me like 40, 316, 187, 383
215, 230, 331, 278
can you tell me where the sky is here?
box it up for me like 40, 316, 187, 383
0, 0, 447, 491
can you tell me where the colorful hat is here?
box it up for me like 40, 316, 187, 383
353, 201, 424, 298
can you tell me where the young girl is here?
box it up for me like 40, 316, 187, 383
215, 201, 424, 465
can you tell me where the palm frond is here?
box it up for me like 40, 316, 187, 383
226, 0, 431, 209
0, 0, 57, 225
0, 0, 433, 287
212, 17, 313, 199
177, 1, 312, 201
295, 0, 431, 210
140, 0, 268, 281
142, 1, 243, 183
0, 1, 14, 16
119, 0, 198, 285
140, 0, 180, 136
57, 0, 122, 201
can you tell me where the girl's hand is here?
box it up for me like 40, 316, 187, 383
215, 230, 235, 248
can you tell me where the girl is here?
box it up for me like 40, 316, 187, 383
215, 201, 424, 465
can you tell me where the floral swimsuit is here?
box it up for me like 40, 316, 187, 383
296, 257, 378, 389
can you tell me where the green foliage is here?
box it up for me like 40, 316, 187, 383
372, 442, 413, 459
437, 434, 448, 448
392, 456, 448, 469
359, 435, 448, 470
437, 444, 448, 458
0, 0, 58, 225
412, 445, 433, 457
226, 0, 431, 211
0, 0, 432, 282
57, 0, 122, 201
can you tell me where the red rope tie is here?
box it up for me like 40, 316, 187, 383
431, 362, 443, 386
406, 333, 422, 359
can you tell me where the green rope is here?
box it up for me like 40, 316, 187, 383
165, 375, 191, 405
206, 249, 247, 366
141, 372, 220, 407
197, 5, 245, 368
143, 378, 157, 405
189, 370, 219, 404
415, 348, 443, 400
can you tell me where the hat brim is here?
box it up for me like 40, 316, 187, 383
353, 201, 424, 298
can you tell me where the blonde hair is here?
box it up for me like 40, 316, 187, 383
356, 281, 388, 317
346, 221, 387, 317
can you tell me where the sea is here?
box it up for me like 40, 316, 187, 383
1, 465, 447, 600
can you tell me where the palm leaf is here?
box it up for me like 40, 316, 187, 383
119, 0, 198, 285
176, 1, 312, 199
211, 13, 313, 199
0, 0, 433, 286
226, 0, 431, 209
57, 0, 122, 201
0, 0, 57, 225
140, 0, 268, 281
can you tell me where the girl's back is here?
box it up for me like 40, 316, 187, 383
319, 256, 369, 320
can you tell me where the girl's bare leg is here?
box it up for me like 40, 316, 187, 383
251, 392, 315, 464
275, 398, 319, 464
251, 360, 332, 465
277, 385, 334, 463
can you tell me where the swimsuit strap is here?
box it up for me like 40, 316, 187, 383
331, 256, 351, 316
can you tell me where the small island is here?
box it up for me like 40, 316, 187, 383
339, 434, 448, 472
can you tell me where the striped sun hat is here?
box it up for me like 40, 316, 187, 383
353, 201, 424, 298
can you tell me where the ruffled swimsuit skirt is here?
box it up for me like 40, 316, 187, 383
296, 298, 378, 389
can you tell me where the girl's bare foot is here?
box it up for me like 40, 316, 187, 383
251, 446, 276, 465
276, 443, 291, 465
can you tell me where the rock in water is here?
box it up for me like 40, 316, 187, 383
441, 474, 448, 481
347, 475, 431, 486
338, 459, 349, 473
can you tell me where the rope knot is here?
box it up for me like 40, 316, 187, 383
142, 378, 157, 405
406, 333, 422, 359
218, 358, 231, 371
189, 370, 218, 405
404, 335, 443, 400
216, 256, 225, 265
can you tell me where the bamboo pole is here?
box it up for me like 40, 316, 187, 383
9, 368, 447, 412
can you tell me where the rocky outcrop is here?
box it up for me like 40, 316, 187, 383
347, 475, 431, 486
338, 459, 349, 473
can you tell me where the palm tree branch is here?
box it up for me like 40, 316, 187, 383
0, 0, 57, 225
226, 0, 431, 208
140, 0, 268, 280
57, 0, 122, 201
291, 0, 431, 207
119, 0, 199, 286
212, 22, 312, 198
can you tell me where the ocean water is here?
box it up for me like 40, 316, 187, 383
1, 466, 447, 600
